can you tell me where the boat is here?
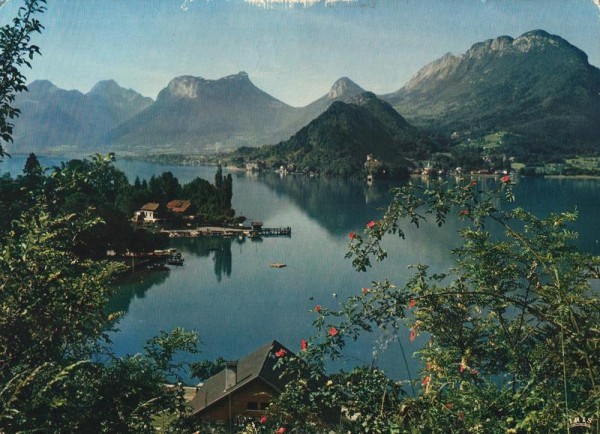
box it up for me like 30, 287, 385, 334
167, 254, 184, 266
150, 263, 170, 271
270, 263, 287, 268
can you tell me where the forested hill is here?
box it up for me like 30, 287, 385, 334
384, 30, 600, 153
230, 92, 441, 178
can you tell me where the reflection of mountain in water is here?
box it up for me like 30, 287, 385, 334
257, 173, 399, 236
108, 270, 170, 316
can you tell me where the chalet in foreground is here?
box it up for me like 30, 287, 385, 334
188, 340, 288, 423
188, 340, 340, 427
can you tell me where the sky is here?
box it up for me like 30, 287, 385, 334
1, 0, 599, 107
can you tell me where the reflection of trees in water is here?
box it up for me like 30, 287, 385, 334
108, 236, 240, 315
183, 236, 240, 282
108, 270, 170, 315
258, 173, 400, 235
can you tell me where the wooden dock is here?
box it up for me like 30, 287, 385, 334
159, 226, 292, 238
259, 227, 291, 236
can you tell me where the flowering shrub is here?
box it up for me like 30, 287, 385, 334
259, 178, 599, 433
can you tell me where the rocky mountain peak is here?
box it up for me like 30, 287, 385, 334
27, 80, 59, 94
224, 71, 250, 80
327, 77, 364, 100
89, 79, 122, 95
161, 75, 205, 100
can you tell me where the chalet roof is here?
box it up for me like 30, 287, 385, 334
167, 199, 192, 213
141, 202, 160, 211
189, 340, 290, 417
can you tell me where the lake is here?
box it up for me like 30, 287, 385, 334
3, 155, 600, 384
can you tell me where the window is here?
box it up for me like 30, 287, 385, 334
247, 402, 259, 411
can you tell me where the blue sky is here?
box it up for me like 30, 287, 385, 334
1, 0, 599, 106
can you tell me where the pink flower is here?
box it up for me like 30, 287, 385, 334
259, 415, 268, 424
328, 327, 338, 337
501, 175, 511, 183
426, 363, 431, 370
470, 368, 479, 376
470, 181, 477, 187
408, 299, 416, 309
349, 232, 356, 240
314, 305, 322, 313
458, 412, 465, 420
409, 328, 416, 342
362, 287, 370, 295
367, 220, 376, 228
445, 403, 453, 410
421, 376, 430, 386
300, 339, 307, 351
459, 209, 469, 216
459, 362, 466, 373
275, 349, 286, 358
276, 428, 286, 434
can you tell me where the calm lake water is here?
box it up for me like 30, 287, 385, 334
3, 155, 600, 383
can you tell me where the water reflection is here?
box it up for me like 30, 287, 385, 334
109, 270, 170, 315
189, 237, 235, 282
257, 173, 399, 236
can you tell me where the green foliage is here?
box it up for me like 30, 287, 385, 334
263, 178, 599, 433
190, 357, 227, 382
0, 0, 46, 157
0, 157, 201, 432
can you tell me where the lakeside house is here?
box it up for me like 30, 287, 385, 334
166, 199, 192, 215
132, 202, 161, 223
188, 340, 339, 427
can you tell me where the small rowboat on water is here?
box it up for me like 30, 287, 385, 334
270, 263, 287, 268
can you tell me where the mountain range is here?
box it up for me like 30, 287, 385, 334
9, 29, 600, 157
11, 80, 153, 153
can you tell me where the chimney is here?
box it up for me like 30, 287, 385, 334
224, 361, 237, 390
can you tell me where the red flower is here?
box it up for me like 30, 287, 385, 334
314, 305, 322, 313
459, 209, 469, 216
300, 339, 307, 351
367, 220, 376, 228
421, 376, 430, 386
501, 175, 511, 183
470, 368, 479, 376
408, 299, 416, 309
349, 232, 356, 240
259, 415, 268, 424
458, 412, 465, 420
328, 327, 338, 337
409, 328, 416, 342
470, 181, 477, 187
362, 287, 370, 295
459, 362, 466, 373
276, 428, 286, 434
426, 363, 431, 370
275, 349, 286, 358
445, 403, 453, 410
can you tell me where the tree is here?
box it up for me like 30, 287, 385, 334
23, 151, 41, 175
0, 2, 202, 430
263, 178, 599, 433
0, 161, 200, 432
0, 0, 46, 158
